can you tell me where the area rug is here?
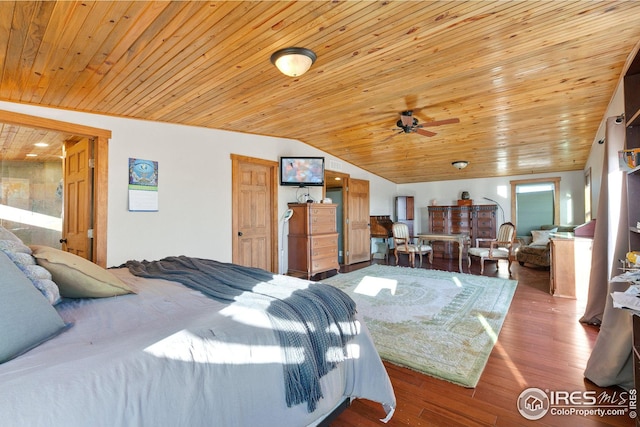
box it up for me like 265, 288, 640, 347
322, 264, 517, 387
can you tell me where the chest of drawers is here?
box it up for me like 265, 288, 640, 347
287, 203, 339, 278
427, 205, 497, 258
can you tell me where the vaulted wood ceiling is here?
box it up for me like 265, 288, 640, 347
1, 1, 640, 183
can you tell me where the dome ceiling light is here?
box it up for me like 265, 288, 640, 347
270, 47, 317, 77
452, 160, 469, 170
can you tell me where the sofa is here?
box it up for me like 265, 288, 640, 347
515, 224, 578, 268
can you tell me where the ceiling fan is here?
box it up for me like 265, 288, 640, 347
395, 110, 460, 137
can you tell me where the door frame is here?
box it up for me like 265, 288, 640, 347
0, 109, 111, 267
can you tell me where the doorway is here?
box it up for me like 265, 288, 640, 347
324, 170, 370, 265
325, 170, 348, 264
0, 109, 111, 266
324, 170, 349, 265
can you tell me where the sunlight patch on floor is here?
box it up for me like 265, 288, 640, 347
477, 314, 498, 343
354, 275, 397, 297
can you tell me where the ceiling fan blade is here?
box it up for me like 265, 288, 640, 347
421, 118, 460, 127
404, 95, 418, 111
416, 128, 437, 137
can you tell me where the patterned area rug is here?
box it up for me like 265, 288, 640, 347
322, 264, 517, 387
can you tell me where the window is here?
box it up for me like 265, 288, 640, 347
510, 177, 560, 236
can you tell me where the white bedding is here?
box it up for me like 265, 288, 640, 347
0, 268, 395, 427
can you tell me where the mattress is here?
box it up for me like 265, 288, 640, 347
0, 268, 395, 427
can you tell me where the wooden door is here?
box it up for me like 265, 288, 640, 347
62, 138, 92, 259
231, 155, 278, 273
346, 178, 370, 264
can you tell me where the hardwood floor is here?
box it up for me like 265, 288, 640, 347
326, 254, 635, 427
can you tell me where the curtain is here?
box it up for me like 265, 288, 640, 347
581, 116, 629, 324
582, 116, 632, 389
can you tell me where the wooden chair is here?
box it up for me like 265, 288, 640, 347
467, 222, 516, 275
391, 222, 433, 268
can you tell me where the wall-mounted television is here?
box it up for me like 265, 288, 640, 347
279, 156, 325, 187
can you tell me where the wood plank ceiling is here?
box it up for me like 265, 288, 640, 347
1, 1, 640, 183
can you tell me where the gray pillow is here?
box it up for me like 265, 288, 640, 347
0, 251, 67, 364
0, 225, 22, 243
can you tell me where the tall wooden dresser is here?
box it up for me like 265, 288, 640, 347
287, 203, 339, 279
427, 205, 497, 258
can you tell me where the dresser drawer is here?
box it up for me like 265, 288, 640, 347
450, 220, 469, 231
311, 244, 338, 259
475, 229, 494, 238
450, 211, 470, 220
476, 218, 494, 228
310, 214, 336, 234
310, 234, 339, 250
311, 256, 339, 273
310, 206, 335, 217
429, 210, 447, 220
431, 216, 446, 225
431, 225, 446, 234
476, 210, 494, 219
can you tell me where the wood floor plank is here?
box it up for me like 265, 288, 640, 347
329, 258, 634, 427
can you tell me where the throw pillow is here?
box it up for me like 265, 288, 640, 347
30, 245, 134, 298
0, 239, 31, 254
0, 251, 67, 364
0, 225, 23, 243
530, 228, 558, 246
0, 237, 61, 305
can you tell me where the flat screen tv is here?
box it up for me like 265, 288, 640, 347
279, 156, 325, 187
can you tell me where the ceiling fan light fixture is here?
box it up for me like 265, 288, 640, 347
452, 160, 469, 170
270, 47, 316, 77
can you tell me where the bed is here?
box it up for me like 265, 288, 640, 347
0, 227, 395, 427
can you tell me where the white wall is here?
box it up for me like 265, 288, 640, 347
0, 101, 396, 267
0, 95, 615, 268
585, 76, 626, 212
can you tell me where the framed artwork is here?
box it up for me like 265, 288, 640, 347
128, 158, 158, 212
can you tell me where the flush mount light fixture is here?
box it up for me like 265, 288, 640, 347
270, 47, 317, 77
452, 160, 469, 170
